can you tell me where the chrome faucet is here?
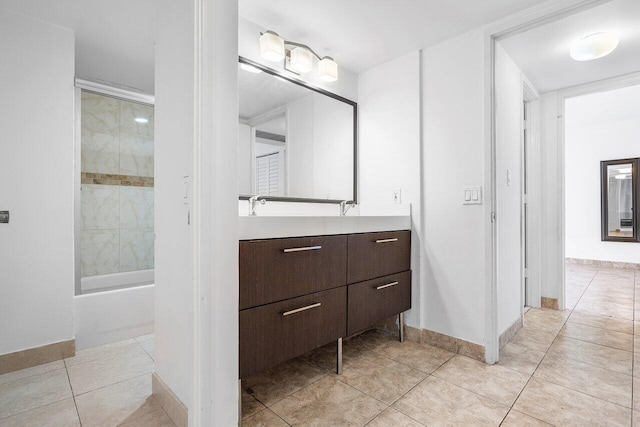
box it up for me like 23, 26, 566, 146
340, 200, 356, 216
249, 196, 266, 216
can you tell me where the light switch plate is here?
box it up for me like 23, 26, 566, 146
462, 187, 482, 205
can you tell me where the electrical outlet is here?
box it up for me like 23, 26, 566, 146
392, 189, 401, 204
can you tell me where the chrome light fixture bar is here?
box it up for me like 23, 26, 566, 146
259, 31, 338, 82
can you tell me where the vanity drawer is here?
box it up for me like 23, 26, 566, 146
239, 286, 346, 378
240, 235, 347, 309
347, 271, 411, 336
347, 230, 410, 284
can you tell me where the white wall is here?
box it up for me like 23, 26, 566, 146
540, 92, 561, 301
238, 17, 358, 102
155, 0, 196, 410
565, 85, 640, 263
495, 43, 524, 334
421, 30, 487, 345
0, 8, 75, 355
358, 51, 422, 328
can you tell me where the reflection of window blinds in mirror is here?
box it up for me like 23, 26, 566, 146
256, 153, 280, 196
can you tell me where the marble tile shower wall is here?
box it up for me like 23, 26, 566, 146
80, 91, 154, 277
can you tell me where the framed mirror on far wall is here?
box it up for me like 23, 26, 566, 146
601, 158, 640, 242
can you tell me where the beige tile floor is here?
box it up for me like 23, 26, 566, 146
1, 264, 638, 426
242, 264, 640, 426
0, 333, 175, 427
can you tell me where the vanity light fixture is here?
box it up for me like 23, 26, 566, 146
570, 31, 620, 61
259, 30, 339, 82
134, 117, 148, 124
259, 31, 286, 62
289, 46, 314, 74
318, 57, 338, 82
615, 174, 630, 180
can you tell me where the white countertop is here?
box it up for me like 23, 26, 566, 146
238, 214, 412, 240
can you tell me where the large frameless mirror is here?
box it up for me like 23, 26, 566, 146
601, 158, 639, 242
238, 57, 357, 202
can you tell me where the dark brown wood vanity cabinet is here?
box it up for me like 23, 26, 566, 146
239, 230, 411, 379
347, 231, 412, 336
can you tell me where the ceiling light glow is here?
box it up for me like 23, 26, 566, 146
240, 63, 262, 74
570, 32, 619, 61
134, 117, 148, 124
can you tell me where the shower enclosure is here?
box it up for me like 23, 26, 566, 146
75, 82, 155, 294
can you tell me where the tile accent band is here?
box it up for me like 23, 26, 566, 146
81, 172, 154, 187
0, 339, 75, 375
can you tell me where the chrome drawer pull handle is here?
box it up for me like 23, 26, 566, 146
376, 281, 399, 290
375, 238, 398, 243
282, 303, 322, 316
283, 245, 322, 253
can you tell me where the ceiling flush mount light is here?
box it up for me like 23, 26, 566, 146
259, 31, 285, 62
259, 30, 339, 82
570, 32, 620, 61
134, 117, 148, 124
619, 167, 632, 174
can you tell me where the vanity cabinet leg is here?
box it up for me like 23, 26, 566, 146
399, 312, 405, 343
238, 379, 242, 427
336, 338, 343, 375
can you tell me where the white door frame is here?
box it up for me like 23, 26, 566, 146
555, 71, 640, 311
190, 0, 239, 425
483, 0, 612, 363
522, 80, 541, 310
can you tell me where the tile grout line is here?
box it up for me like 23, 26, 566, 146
63, 359, 83, 427
500, 266, 597, 424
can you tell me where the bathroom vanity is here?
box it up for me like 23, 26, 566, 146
238, 225, 411, 379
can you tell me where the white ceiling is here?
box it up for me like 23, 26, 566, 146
0, 0, 156, 93
239, 0, 549, 73
500, 0, 640, 93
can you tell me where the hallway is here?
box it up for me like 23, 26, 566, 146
240, 263, 639, 426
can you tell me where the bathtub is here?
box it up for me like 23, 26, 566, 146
74, 284, 155, 350
81, 269, 154, 293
